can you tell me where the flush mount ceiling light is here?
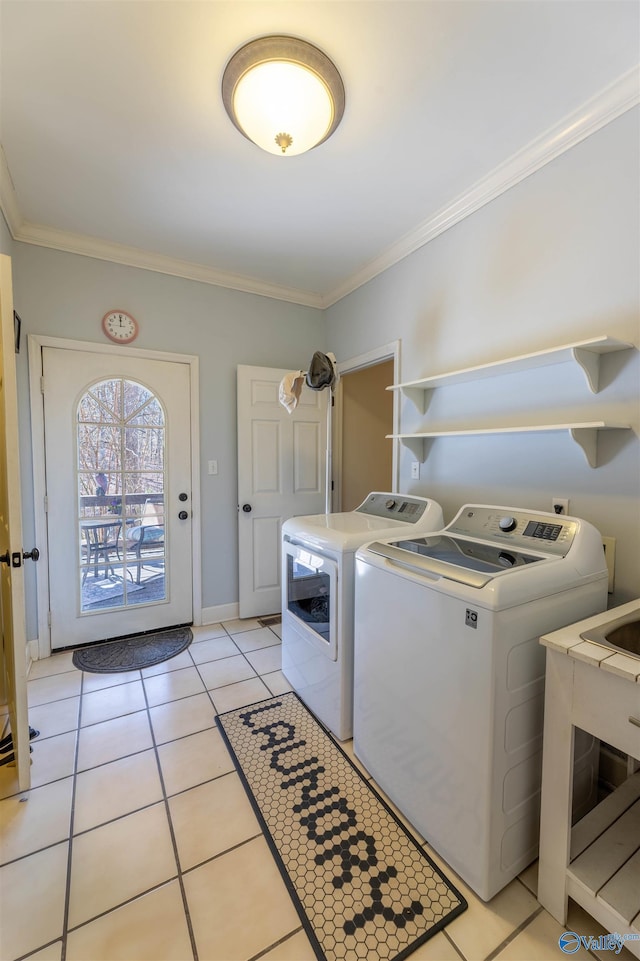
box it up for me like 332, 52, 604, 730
222, 36, 345, 157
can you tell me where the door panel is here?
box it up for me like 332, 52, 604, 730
252, 421, 280, 492
293, 421, 323, 492
0, 254, 30, 790
237, 365, 327, 618
43, 348, 193, 649
253, 516, 281, 591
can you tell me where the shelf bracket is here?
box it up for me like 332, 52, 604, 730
394, 435, 427, 461
570, 427, 598, 468
401, 386, 430, 415
571, 348, 601, 393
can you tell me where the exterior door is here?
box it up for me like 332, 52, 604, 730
237, 365, 327, 618
0, 255, 30, 790
43, 347, 193, 649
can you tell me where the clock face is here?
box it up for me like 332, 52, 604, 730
101, 310, 139, 344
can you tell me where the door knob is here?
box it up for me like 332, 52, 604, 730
242, 504, 252, 513
0, 552, 9, 567
23, 548, 40, 562
178, 511, 189, 520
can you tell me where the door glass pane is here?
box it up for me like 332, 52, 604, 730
77, 379, 167, 613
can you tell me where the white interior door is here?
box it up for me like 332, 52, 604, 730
237, 365, 327, 618
43, 347, 193, 649
0, 255, 30, 790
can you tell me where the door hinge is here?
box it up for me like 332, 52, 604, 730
47, 611, 52, 627
44, 495, 48, 513
40, 375, 45, 394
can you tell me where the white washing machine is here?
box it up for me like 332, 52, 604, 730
353, 504, 608, 901
281, 492, 444, 740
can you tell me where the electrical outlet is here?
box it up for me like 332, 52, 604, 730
411, 461, 420, 479
602, 536, 616, 593
552, 497, 569, 515
208, 460, 218, 475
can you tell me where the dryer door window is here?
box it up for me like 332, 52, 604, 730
284, 542, 337, 658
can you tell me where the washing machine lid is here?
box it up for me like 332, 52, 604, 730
282, 493, 443, 552
368, 534, 546, 589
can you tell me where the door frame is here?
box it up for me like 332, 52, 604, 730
332, 340, 400, 511
28, 335, 201, 659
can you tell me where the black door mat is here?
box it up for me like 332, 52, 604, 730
216, 692, 467, 961
72, 626, 192, 673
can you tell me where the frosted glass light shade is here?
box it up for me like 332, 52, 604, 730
222, 36, 345, 157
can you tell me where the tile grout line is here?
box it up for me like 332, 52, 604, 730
141, 651, 200, 961
442, 926, 468, 961
156, 630, 290, 960
247, 925, 305, 961
11, 627, 287, 959
59, 665, 94, 961
484, 904, 545, 961
2, 630, 244, 953
195, 625, 312, 961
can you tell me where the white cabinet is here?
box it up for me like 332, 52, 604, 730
387, 336, 633, 467
538, 606, 640, 957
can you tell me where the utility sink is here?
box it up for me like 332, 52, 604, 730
580, 609, 640, 658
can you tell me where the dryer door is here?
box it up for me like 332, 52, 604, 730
283, 540, 338, 660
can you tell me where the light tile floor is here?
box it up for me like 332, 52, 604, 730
0, 619, 632, 961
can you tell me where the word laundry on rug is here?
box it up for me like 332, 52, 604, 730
217, 692, 467, 961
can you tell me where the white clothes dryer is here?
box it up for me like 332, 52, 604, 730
353, 504, 609, 901
281, 492, 444, 740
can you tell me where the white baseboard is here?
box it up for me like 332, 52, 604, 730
24, 608, 239, 663
201, 602, 240, 626
26, 639, 39, 674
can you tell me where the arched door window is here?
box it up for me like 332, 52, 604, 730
76, 378, 166, 613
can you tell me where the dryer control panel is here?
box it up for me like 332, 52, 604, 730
448, 506, 578, 556
355, 492, 430, 522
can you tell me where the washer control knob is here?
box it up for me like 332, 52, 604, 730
499, 516, 517, 532
385, 498, 397, 510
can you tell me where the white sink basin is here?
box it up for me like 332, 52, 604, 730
581, 608, 640, 659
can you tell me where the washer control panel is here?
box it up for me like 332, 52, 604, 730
448, 506, 578, 556
356, 492, 429, 522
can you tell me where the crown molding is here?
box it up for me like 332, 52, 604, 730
9, 220, 324, 308
322, 65, 640, 308
2, 66, 638, 311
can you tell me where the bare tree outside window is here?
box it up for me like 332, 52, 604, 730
76, 379, 166, 611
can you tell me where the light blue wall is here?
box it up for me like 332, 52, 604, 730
326, 109, 640, 604
11, 244, 325, 638
6, 106, 640, 646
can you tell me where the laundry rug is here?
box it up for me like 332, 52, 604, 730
72, 626, 192, 673
216, 692, 467, 961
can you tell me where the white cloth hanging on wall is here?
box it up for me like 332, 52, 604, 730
279, 352, 339, 414
278, 370, 306, 413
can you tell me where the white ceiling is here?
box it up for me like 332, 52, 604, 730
1, 1, 638, 308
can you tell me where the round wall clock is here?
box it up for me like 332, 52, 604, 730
101, 310, 139, 344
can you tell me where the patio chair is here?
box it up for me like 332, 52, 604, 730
82, 519, 123, 582
126, 500, 165, 583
